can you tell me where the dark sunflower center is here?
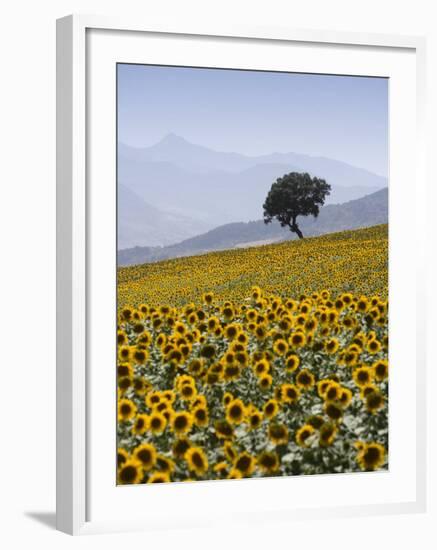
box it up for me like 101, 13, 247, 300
174, 415, 188, 430
236, 455, 251, 472
229, 405, 241, 418
118, 365, 129, 376
364, 447, 380, 463
120, 465, 137, 483
299, 373, 311, 385
137, 449, 151, 463
120, 404, 132, 415
192, 453, 204, 469
151, 417, 162, 429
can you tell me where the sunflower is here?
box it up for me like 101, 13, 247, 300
324, 400, 344, 421
280, 383, 300, 404
284, 353, 300, 372
118, 376, 132, 392
253, 359, 270, 377
156, 455, 175, 473
248, 409, 263, 429
226, 399, 246, 425
156, 333, 167, 348
259, 374, 273, 390
149, 412, 167, 434
373, 359, 389, 381
133, 377, 151, 396
117, 363, 133, 379
289, 331, 306, 348
120, 307, 133, 321
192, 405, 209, 427
353, 367, 373, 388
222, 304, 235, 322
118, 345, 131, 362
296, 424, 315, 447
223, 363, 241, 382
214, 420, 234, 439
213, 461, 229, 478
171, 411, 194, 435
341, 350, 359, 367
356, 297, 369, 313
356, 442, 386, 471
223, 392, 233, 407
200, 344, 216, 360
254, 324, 268, 340
306, 414, 324, 429
118, 459, 143, 485
148, 471, 171, 483
234, 350, 249, 367
186, 447, 209, 476
296, 369, 316, 391
228, 468, 243, 479
224, 323, 240, 340
161, 389, 176, 404
179, 383, 198, 402
268, 423, 289, 445
172, 437, 191, 458
133, 443, 157, 471
223, 441, 237, 462
136, 329, 151, 343
132, 348, 148, 365
234, 452, 256, 476
117, 330, 127, 345
175, 374, 195, 391
263, 399, 280, 419
273, 338, 289, 356
338, 387, 353, 407
367, 338, 382, 354
258, 451, 279, 474
117, 448, 129, 468
146, 391, 162, 409
132, 414, 149, 435
365, 389, 385, 414
324, 381, 341, 401
325, 338, 339, 354
118, 398, 137, 422
319, 423, 337, 447
317, 378, 335, 398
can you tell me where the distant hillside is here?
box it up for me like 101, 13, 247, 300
118, 134, 387, 239
118, 188, 388, 266
118, 184, 211, 249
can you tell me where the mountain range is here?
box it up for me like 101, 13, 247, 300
117, 134, 387, 249
118, 188, 388, 266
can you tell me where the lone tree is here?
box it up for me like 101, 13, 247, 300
263, 172, 331, 239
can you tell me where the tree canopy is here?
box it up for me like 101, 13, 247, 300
263, 172, 331, 239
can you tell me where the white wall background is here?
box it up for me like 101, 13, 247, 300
0, 0, 435, 547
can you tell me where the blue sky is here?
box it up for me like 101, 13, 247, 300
117, 64, 388, 177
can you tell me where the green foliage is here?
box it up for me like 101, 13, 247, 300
263, 172, 331, 238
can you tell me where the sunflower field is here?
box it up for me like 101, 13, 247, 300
117, 225, 388, 484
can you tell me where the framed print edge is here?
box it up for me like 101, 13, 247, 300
56, 15, 87, 535
56, 14, 427, 535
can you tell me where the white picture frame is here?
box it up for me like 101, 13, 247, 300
56, 14, 427, 535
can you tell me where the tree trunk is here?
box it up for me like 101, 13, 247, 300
293, 225, 304, 239
290, 218, 304, 239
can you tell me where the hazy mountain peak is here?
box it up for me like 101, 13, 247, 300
158, 132, 188, 145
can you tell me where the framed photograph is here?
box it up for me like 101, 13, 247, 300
56, 14, 427, 535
